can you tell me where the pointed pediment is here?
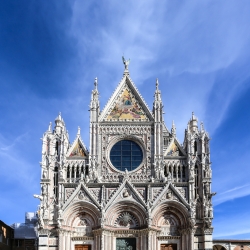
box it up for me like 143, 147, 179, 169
104, 179, 147, 211
151, 183, 189, 210
165, 138, 186, 157
100, 76, 154, 122
62, 182, 100, 210
67, 137, 88, 158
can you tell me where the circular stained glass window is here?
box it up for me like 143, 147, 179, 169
110, 140, 143, 171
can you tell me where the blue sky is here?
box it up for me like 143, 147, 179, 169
0, 0, 250, 239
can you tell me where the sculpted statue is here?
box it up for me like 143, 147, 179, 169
204, 201, 209, 218
123, 189, 130, 198
205, 165, 211, 178
208, 202, 213, 218
59, 169, 64, 179
41, 184, 46, 196
42, 169, 47, 179
37, 207, 44, 228
122, 56, 130, 70
204, 182, 209, 196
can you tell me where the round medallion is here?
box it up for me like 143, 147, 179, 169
110, 140, 143, 171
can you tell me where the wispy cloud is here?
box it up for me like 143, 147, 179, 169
214, 184, 250, 206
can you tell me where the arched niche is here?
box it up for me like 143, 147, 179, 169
151, 201, 189, 236
63, 201, 100, 235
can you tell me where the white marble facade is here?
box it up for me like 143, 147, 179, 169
36, 62, 214, 250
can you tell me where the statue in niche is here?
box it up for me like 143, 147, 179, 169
78, 191, 85, 200
205, 165, 211, 178
123, 189, 130, 198
59, 169, 63, 179
42, 169, 47, 179
37, 206, 44, 229
160, 168, 167, 182
204, 182, 209, 196
204, 200, 209, 218
41, 184, 46, 196
80, 218, 88, 226
208, 202, 213, 218
166, 190, 173, 199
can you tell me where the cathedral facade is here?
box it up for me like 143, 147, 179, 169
36, 63, 214, 250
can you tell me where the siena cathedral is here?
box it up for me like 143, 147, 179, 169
36, 61, 215, 250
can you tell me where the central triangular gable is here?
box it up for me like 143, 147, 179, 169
107, 88, 147, 120
99, 76, 154, 122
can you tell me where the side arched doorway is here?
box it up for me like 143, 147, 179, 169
151, 201, 189, 250
213, 245, 227, 250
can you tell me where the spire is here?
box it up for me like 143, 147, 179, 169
90, 77, 100, 105
200, 121, 204, 133
156, 78, 159, 90
153, 78, 163, 122
54, 112, 66, 134
171, 120, 176, 137
90, 77, 100, 122
189, 112, 198, 133
154, 78, 162, 102
122, 56, 130, 76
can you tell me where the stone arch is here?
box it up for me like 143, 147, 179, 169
213, 245, 228, 250
151, 201, 189, 232
63, 201, 100, 228
105, 201, 147, 228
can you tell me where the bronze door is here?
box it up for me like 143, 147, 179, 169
116, 238, 136, 250
75, 245, 91, 250
160, 244, 177, 250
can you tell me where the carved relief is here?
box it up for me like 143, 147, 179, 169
90, 188, 101, 202
65, 188, 75, 200
158, 214, 180, 236
136, 188, 145, 200
114, 212, 139, 228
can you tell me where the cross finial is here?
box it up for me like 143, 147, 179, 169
77, 126, 80, 136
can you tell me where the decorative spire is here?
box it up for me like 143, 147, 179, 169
189, 112, 198, 133
154, 78, 161, 102
171, 120, 176, 137
77, 126, 81, 136
55, 112, 62, 121
192, 112, 197, 121
156, 78, 159, 90
200, 122, 204, 132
